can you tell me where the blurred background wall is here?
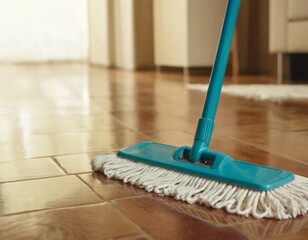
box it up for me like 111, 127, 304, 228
0, 0, 306, 81
88, 0, 278, 76
0, 0, 88, 62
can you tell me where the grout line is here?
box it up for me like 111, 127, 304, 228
0, 151, 104, 163
109, 111, 191, 135
0, 171, 93, 184
0, 202, 107, 219
50, 150, 116, 158
270, 127, 308, 133
111, 194, 150, 202
51, 157, 69, 175
112, 194, 221, 227
217, 132, 308, 167
75, 174, 106, 201
221, 218, 263, 227
67, 171, 92, 175
140, 129, 193, 134
153, 197, 262, 228
161, 200, 259, 227
109, 201, 154, 240
0, 156, 57, 164
111, 187, 263, 228
31, 127, 128, 135
115, 233, 154, 240
0, 174, 69, 185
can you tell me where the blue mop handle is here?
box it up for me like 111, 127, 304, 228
190, 0, 240, 162
202, 0, 240, 120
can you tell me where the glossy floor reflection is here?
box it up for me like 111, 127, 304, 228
0, 63, 307, 240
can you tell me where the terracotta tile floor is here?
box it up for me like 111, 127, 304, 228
0, 63, 307, 239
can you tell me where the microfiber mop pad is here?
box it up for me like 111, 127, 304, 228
92, 155, 308, 219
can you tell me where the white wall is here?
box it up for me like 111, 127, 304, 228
154, 0, 188, 67
88, 0, 114, 66
0, 0, 88, 62
114, 0, 136, 70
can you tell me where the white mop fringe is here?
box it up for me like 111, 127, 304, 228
91, 154, 308, 220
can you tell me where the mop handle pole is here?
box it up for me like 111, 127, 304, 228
201, 0, 240, 120
189, 0, 240, 162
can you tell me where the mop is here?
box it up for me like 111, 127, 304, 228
91, 0, 308, 219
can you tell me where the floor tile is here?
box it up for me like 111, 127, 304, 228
141, 130, 194, 147
55, 153, 98, 174
111, 110, 189, 132
0, 129, 145, 161
78, 172, 149, 201
0, 158, 64, 182
264, 101, 308, 131
217, 125, 308, 166
0, 63, 307, 240
160, 197, 251, 226
210, 133, 308, 176
232, 216, 308, 240
116, 234, 153, 240
0, 114, 126, 135
90, 97, 154, 113
0, 203, 138, 240
0, 103, 107, 118
113, 196, 248, 240
0, 175, 102, 215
